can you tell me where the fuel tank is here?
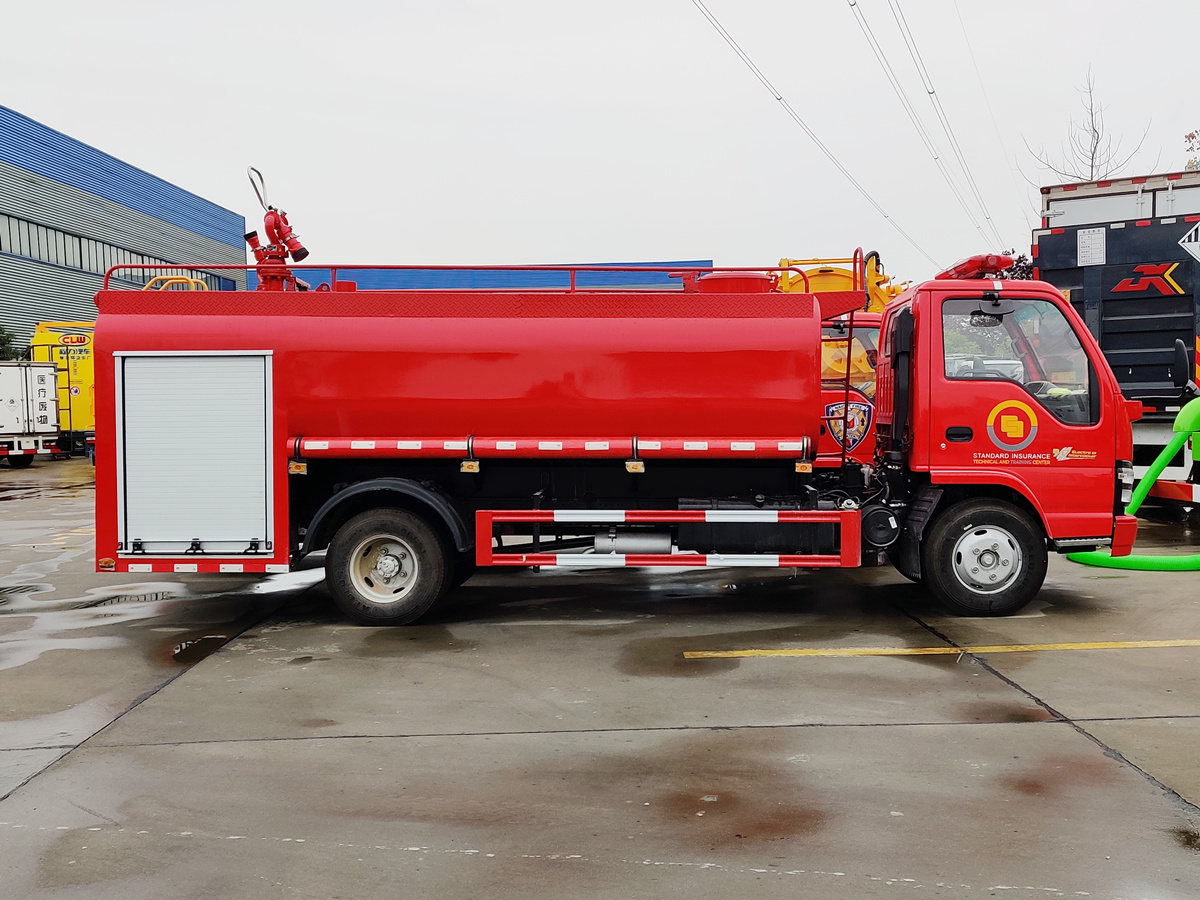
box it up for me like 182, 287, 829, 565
95, 285, 825, 455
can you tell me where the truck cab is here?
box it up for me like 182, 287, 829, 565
875, 262, 1138, 613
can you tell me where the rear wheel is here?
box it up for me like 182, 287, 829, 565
7, 455, 34, 469
921, 499, 1046, 616
326, 508, 448, 625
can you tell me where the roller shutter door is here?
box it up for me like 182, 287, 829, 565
117, 353, 272, 555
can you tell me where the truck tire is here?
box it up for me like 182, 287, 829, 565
326, 508, 448, 625
7, 455, 34, 469
921, 499, 1046, 617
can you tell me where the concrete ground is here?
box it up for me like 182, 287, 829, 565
1, 457, 1198, 898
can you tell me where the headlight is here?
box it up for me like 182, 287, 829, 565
1117, 461, 1135, 506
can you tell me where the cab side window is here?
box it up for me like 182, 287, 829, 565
943, 297, 1095, 425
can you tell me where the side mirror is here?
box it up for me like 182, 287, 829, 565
1174, 338, 1199, 398
1173, 339, 1190, 390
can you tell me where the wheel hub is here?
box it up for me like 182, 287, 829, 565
952, 526, 1021, 594
349, 536, 417, 604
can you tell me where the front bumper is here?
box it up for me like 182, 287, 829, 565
1111, 515, 1138, 557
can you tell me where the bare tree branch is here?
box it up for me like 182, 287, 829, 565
1027, 69, 1150, 181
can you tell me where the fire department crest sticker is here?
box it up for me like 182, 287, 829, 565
825, 400, 872, 451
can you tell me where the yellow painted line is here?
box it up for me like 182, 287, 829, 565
682, 639, 1200, 659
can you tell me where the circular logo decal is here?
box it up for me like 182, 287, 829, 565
986, 400, 1039, 452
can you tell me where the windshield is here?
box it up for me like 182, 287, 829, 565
822, 325, 880, 399
942, 297, 1094, 425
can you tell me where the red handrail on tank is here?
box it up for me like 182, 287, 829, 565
102, 264, 818, 292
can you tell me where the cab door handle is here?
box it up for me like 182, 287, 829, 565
946, 426, 973, 442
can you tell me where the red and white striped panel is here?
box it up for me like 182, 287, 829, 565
476, 508, 861, 569
290, 436, 813, 460
107, 561, 291, 574
488, 552, 853, 569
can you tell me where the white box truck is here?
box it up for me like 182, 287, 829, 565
0, 361, 61, 468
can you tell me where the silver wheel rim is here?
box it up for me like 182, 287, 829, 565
951, 525, 1022, 595
348, 533, 419, 604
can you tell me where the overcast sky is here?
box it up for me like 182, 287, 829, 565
3, 0, 1197, 282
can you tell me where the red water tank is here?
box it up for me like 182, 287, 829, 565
95, 288, 824, 452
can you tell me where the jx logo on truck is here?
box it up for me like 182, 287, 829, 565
1111, 263, 1183, 296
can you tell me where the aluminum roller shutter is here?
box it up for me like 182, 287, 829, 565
117, 354, 272, 555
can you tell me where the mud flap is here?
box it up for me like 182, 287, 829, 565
888, 486, 942, 580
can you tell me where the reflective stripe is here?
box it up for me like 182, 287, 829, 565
683, 441, 708, 451
706, 554, 779, 567
705, 510, 778, 522
396, 441, 422, 450
128, 563, 153, 573
538, 441, 563, 451
174, 563, 198, 573
350, 440, 375, 450
553, 510, 625, 523
550, 555, 627, 567
496, 441, 517, 450
220, 563, 244, 573
443, 440, 468, 451
585, 441, 609, 451
730, 441, 755, 451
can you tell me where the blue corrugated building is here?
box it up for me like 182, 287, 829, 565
0, 104, 246, 345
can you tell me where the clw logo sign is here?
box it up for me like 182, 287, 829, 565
1111, 263, 1183, 295
58, 333, 90, 345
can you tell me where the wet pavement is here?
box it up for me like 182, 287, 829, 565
1, 457, 1198, 898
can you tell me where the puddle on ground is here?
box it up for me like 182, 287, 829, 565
1173, 827, 1200, 851
361, 624, 478, 657
169, 634, 230, 665
958, 700, 1056, 723
999, 754, 1116, 797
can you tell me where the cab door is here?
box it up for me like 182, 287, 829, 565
928, 292, 1116, 538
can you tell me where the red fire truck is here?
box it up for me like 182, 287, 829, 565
93, 224, 1139, 624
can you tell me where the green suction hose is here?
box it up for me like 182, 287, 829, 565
1067, 396, 1200, 570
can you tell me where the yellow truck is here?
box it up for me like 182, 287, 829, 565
30, 321, 95, 456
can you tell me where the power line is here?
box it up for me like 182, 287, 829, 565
950, 0, 1040, 231
885, 0, 1005, 246
689, 0, 939, 267
845, 0, 990, 244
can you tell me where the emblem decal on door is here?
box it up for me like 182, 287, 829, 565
986, 400, 1039, 452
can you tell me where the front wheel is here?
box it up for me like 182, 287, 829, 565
326, 508, 448, 625
921, 499, 1046, 616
